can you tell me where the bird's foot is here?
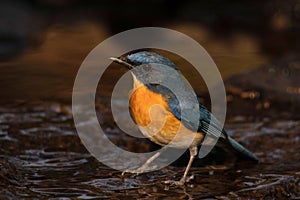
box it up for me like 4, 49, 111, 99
121, 168, 143, 176
122, 165, 157, 176
164, 175, 195, 186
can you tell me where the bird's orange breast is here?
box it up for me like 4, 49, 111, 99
129, 86, 203, 147
130, 86, 169, 125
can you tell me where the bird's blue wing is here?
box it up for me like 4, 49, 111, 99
147, 83, 226, 139
167, 93, 226, 139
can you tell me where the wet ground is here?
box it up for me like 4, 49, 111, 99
1, 1, 300, 199
0, 98, 299, 199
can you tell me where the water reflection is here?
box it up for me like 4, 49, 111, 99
0, 102, 299, 199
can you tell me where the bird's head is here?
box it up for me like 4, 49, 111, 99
110, 51, 178, 70
110, 51, 180, 89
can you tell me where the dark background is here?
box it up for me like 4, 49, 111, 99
1, 0, 299, 108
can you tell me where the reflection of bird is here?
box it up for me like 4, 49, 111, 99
110, 51, 258, 185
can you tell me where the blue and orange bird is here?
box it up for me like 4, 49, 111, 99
110, 51, 258, 185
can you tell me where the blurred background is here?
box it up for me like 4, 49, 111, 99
0, 0, 299, 199
0, 0, 300, 108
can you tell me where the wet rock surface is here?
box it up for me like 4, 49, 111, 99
0, 99, 299, 199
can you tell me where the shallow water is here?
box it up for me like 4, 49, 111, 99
0, 101, 299, 199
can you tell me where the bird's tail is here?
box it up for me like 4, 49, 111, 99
226, 136, 259, 162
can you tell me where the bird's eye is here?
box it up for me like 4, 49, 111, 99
149, 83, 159, 86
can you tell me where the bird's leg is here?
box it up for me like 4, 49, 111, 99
122, 151, 161, 176
164, 146, 198, 186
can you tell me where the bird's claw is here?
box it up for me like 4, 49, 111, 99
121, 167, 148, 177
122, 164, 159, 177
122, 169, 140, 176
164, 175, 195, 186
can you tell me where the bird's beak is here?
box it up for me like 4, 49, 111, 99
110, 57, 134, 70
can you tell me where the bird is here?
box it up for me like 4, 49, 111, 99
110, 51, 258, 185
